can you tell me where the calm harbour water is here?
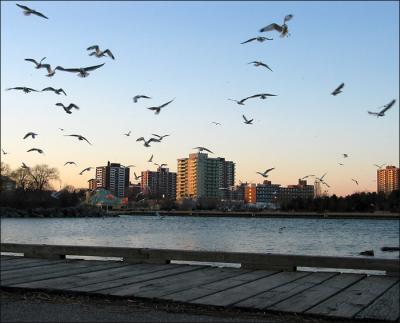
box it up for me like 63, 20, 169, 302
1, 216, 399, 259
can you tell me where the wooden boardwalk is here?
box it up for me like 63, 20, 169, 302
1, 255, 399, 321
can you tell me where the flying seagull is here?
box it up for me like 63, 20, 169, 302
151, 133, 170, 141
248, 61, 273, 72
21, 162, 30, 169
124, 131, 131, 137
154, 163, 168, 168
134, 172, 142, 180
27, 148, 44, 154
64, 161, 77, 166
2, 149, 9, 155
25, 57, 47, 69
125, 164, 136, 168
338, 163, 344, 166
242, 114, 254, 124
259, 14, 293, 37
147, 98, 175, 115
211, 121, 221, 125
148, 154, 154, 163
56, 103, 79, 114
368, 99, 396, 117
59, 128, 65, 131
257, 168, 275, 178
57, 63, 105, 78
64, 134, 92, 145
16, 4, 48, 19
352, 179, 359, 185
301, 175, 315, 179
23, 132, 38, 139
342, 153, 349, 158
136, 137, 160, 147
6, 87, 38, 93
40, 64, 64, 77
373, 163, 386, 169
242, 93, 277, 102
331, 83, 345, 96
133, 95, 151, 103
42, 87, 67, 95
241, 36, 273, 44
316, 173, 330, 188
79, 167, 93, 175
87, 45, 115, 59
193, 147, 213, 153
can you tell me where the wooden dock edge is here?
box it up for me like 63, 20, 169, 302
1, 243, 399, 275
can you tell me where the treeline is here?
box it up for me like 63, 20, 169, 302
280, 191, 400, 213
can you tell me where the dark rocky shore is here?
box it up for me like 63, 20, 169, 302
0, 206, 114, 218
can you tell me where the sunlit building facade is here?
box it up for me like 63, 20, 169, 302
141, 167, 176, 199
377, 165, 399, 194
95, 161, 130, 198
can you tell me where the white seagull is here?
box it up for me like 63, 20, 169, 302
368, 99, 396, 117
124, 131, 131, 137
25, 57, 47, 69
257, 168, 275, 178
148, 154, 154, 163
147, 98, 175, 115
64, 161, 77, 166
193, 147, 213, 153
42, 87, 67, 95
133, 95, 151, 103
241, 36, 273, 44
27, 148, 44, 154
23, 132, 38, 139
373, 163, 386, 169
64, 134, 92, 145
134, 172, 142, 180
56, 103, 79, 114
248, 61, 273, 72
57, 63, 105, 78
79, 167, 93, 175
87, 45, 115, 59
352, 179, 359, 185
259, 14, 293, 37
136, 137, 160, 147
16, 3, 48, 19
242, 114, 254, 124
6, 87, 38, 93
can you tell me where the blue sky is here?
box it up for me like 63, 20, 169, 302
1, 1, 399, 195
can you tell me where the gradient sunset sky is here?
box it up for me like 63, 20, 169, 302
1, 1, 399, 196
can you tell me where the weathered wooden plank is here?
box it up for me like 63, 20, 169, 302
72, 265, 202, 293
235, 272, 338, 309
3, 261, 124, 286
355, 282, 399, 321
191, 271, 309, 307
117, 267, 245, 299
2, 243, 398, 273
163, 270, 273, 302
306, 275, 399, 318
0, 256, 23, 261
1, 258, 67, 271
269, 273, 365, 313
14, 263, 174, 291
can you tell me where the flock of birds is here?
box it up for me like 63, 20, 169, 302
2, 4, 398, 195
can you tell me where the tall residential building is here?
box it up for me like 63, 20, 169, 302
314, 180, 322, 198
95, 161, 130, 198
141, 167, 177, 199
377, 165, 399, 194
176, 153, 235, 200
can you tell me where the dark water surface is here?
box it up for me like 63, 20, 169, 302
1, 216, 399, 259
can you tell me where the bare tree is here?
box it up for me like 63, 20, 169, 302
10, 168, 31, 190
29, 164, 60, 191
1, 162, 11, 176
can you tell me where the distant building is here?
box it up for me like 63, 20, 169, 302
88, 178, 97, 190
141, 167, 177, 199
377, 166, 399, 194
314, 180, 322, 198
279, 179, 314, 203
256, 180, 281, 204
176, 152, 235, 200
0, 175, 16, 192
95, 161, 130, 198
244, 184, 257, 204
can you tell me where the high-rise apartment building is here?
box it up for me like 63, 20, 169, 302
377, 165, 399, 194
141, 167, 177, 199
176, 153, 235, 200
95, 161, 130, 198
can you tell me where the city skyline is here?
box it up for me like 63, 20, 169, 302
1, 1, 399, 196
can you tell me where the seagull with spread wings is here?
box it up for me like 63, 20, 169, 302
2, 149, 9, 155
79, 167, 93, 175
242, 114, 254, 125
193, 147, 213, 153
154, 163, 168, 168
148, 154, 154, 163
301, 175, 315, 179
56, 103, 79, 114
27, 148, 44, 154
136, 137, 160, 147
342, 153, 349, 158
23, 132, 38, 139
124, 131, 131, 137
21, 162, 30, 169
257, 168, 275, 178
242, 93, 277, 103
6, 87, 38, 93
373, 163, 386, 169
368, 99, 396, 117
241, 37, 273, 44
42, 87, 67, 95
64, 134, 92, 145
248, 61, 273, 72
134, 172, 142, 180
151, 133, 170, 141
211, 121, 221, 126
331, 83, 345, 96
147, 98, 175, 115
352, 179, 359, 185
259, 14, 293, 37
57, 63, 105, 78
16, 3, 48, 19
87, 45, 115, 59
64, 161, 77, 166
133, 95, 151, 103
228, 98, 247, 105
25, 57, 47, 69
316, 173, 330, 188
40, 64, 64, 77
